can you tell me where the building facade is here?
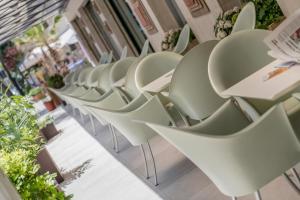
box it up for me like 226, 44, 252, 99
64, 0, 246, 65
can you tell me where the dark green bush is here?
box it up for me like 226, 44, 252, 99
47, 74, 65, 89
249, 0, 284, 29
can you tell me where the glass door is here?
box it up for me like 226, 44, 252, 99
105, 0, 150, 53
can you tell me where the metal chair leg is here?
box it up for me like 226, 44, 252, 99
108, 124, 116, 150
147, 141, 158, 186
80, 112, 84, 123
254, 191, 262, 200
72, 106, 76, 116
110, 125, 119, 153
89, 114, 96, 135
291, 168, 300, 185
284, 172, 300, 193
140, 144, 149, 179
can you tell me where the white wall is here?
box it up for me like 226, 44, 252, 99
173, 0, 222, 42
276, 0, 300, 16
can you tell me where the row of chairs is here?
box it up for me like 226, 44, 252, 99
51, 3, 300, 200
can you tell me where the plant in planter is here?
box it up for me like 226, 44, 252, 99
0, 94, 71, 199
248, 0, 284, 29
46, 74, 65, 89
214, 7, 241, 39
161, 28, 181, 51
28, 87, 45, 101
41, 95, 56, 112
161, 28, 197, 52
39, 116, 60, 141
214, 0, 284, 39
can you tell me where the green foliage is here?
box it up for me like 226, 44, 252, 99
214, 7, 241, 39
38, 115, 55, 129
0, 150, 70, 200
0, 95, 71, 199
249, 0, 284, 29
47, 74, 65, 89
28, 87, 43, 96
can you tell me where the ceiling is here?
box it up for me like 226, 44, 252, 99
0, 0, 67, 45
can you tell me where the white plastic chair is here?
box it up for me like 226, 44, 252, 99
231, 2, 256, 33
173, 24, 190, 54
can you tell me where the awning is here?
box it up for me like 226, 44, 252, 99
0, 0, 67, 45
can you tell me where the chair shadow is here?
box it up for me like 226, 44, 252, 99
59, 159, 93, 188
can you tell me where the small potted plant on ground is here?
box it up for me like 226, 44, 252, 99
39, 116, 60, 141
41, 95, 56, 111
28, 87, 45, 101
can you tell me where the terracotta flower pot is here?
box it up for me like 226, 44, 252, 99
37, 148, 64, 184
40, 123, 59, 141
32, 92, 46, 101
43, 100, 56, 111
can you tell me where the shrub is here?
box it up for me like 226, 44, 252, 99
0, 95, 71, 199
47, 74, 65, 89
250, 0, 284, 29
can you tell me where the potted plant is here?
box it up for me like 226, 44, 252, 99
161, 28, 197, 53
39, 116, 60, 141
214, 7, 241, 39
46, 74, 65, 89
28, 87, 45, 101
41, 96, 56, 111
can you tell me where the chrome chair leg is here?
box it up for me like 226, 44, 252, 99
147, 141, 158, 186
89, 114, 96, 135
284, 172, 300, 193
254, 191, 262, 200
72, 106, 76, 116
80, 111, 85, 123
108, 124, 116, 150
291, 168, 300, 185
111, 125, 119, 153
140, 144, 149, 179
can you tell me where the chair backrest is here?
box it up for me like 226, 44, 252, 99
76, 66, 94, 86
135, 51, 183, 93
173, 24, 190, 54
85, 64, 105, 88
120, 46, 128, 60
169, 40, 225, 121
122, 56, 147, 99
208, 29, 274, 97
99, 52, 108, 64
109, 57, 136, 85
139, 40, 150, 57
107, 51, 113, 63
63, 71, 74, 85
231, 2, 256, 33
96, 63, 114, 92
147, 102, 300, 197
70, 67, 85, 84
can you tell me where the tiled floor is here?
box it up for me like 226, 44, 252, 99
41, 106, 162, 200
41, 104, 300, 200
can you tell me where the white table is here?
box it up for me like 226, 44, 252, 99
142, 69, 175, 93
221, 60, 300, 100
113, 77, 126, 88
